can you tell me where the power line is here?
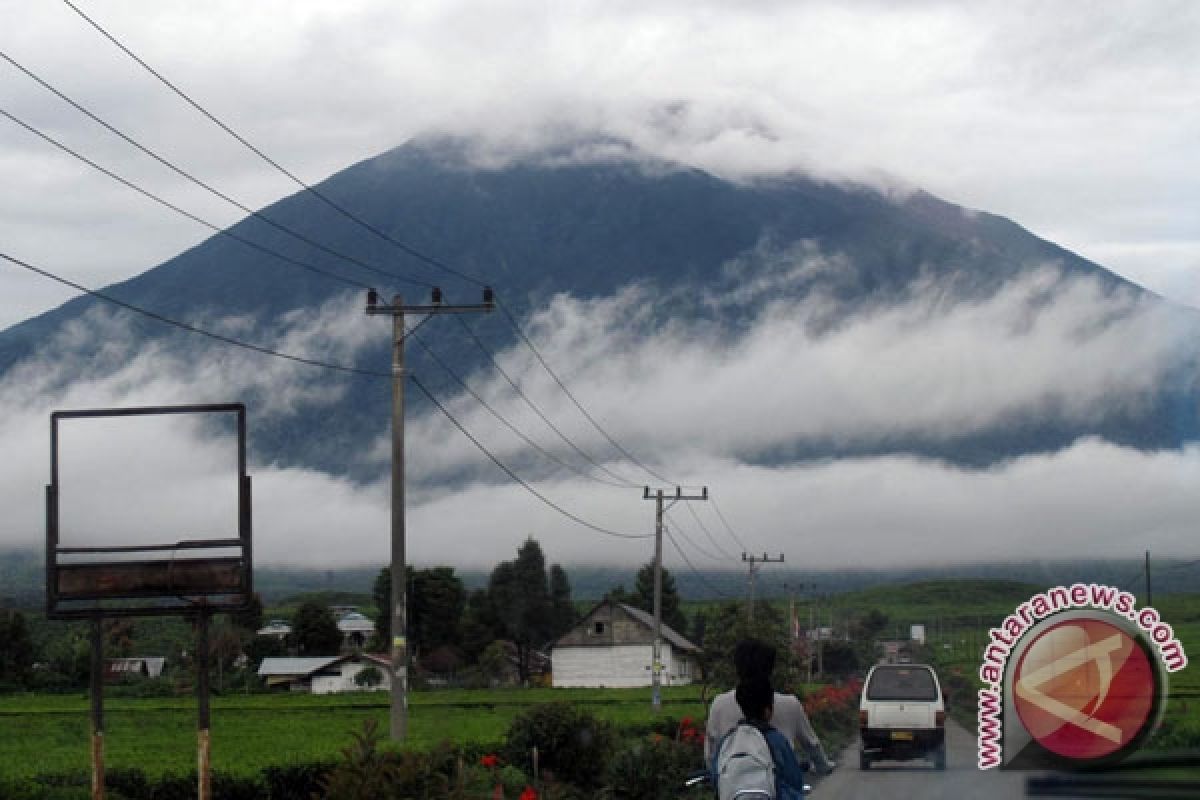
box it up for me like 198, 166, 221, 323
684, 499, 739, 560
0, 106, 386, 292
663, 509, 725, 563
409, 329, 628, 488
452, 315, 642, 488
62, 0, 486, 290
1, 47, 436, 289
664, 528, 734, 600
0, 99, 430, 291
0, 250, 385, 377
495, 299, 676, 486
709, 494, 750, 552
409, 375, 653, 541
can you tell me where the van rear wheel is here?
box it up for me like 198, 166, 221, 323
933, 744, 946, 771
859, 750, 870, 770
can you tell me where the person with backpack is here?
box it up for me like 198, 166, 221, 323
712, 676, 810, 800
704, 639, 835, 776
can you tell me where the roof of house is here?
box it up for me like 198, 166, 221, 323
258, 657, 340, 677
337, 612, 375, 633
258, 653, 391, 678
617, 603, 699, 652
553, 598, 699, 652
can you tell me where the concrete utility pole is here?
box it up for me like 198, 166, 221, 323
643, 486, 707, 712
1145, 550, 1152, 606
367, 286, 493, 741
742, 552, 784, 622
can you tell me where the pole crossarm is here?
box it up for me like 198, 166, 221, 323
642, 485, 707, 712
365, 287, 493, 742
741, 552, 785, 622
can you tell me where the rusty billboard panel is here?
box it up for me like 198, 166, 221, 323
56, 557, 245, 600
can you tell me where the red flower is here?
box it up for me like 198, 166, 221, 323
480, 754, 499, 768
519, 786, 539, 800
680, 716, 694, 727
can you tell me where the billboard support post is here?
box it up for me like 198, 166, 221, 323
90, 618, 104, 800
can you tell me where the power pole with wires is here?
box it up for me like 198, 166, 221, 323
742, 552, 784, 622
643, 486, 707, 712
366, 286, 494, 741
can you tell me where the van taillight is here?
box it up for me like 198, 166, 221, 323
859, 710, 868, 728
935, 711, 945, 727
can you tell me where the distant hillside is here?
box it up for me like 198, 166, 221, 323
3, 550, 1193, 611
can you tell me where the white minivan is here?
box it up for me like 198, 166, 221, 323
859, 663, 946, 770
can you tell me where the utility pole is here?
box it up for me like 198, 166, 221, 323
643, 486, 707, 712
366, 286, 494, 741
1145, 550, 1152, 606
742, 552, 784, 622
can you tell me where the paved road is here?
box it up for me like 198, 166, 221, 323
811, 721, 1027, 800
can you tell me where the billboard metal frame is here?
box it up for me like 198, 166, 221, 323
46, 403, 253, 620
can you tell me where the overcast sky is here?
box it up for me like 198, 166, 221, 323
0, 0, 1198, 330
2, 1, 1199, 571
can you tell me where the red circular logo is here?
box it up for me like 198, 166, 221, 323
1013, 617, 1157, 761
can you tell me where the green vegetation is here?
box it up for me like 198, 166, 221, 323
0, 686, 709, 781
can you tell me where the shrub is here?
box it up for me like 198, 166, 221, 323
503, 702, 616, 790
316, 720, 402, 800
354, 666, 383, 689
605, 735, 704, 799
263, 762, 334, 799
804, 678, 863, 755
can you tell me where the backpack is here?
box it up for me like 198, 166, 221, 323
715, 722, 776, 800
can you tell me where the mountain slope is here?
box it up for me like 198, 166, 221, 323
0, 137, 1190, 475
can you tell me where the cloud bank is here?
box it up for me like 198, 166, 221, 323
2, 257, 1199, 569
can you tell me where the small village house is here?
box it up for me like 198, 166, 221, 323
551, 598, 699, 688
257, 653, 390, 694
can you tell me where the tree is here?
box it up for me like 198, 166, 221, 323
292, 601, 343, 656
489, 538, 555, 684
354, 665, 383, 689
371, 566, 392, 648
369, 566, 465, 658
548, 564, 576, 639
232, 592, 265, 636
699, 600, 798, 692
0, 610, 34, 687
410, 567, 465, 656
460, 588, 501, 664
630, 562, 688, 634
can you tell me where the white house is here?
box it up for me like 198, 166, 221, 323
258, 653, 390, 694
104, 657, 166, 681
337, 611, 375, 649
551, 599, 699, 688
256, 619, 292, 639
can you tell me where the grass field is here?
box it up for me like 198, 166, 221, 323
0, 686, 713, 780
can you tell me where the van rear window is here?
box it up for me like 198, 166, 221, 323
866, 667, 938, 701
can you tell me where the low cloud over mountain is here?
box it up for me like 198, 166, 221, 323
2, 141, 1198, 568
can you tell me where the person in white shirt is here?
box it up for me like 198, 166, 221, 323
704, 638, 836, 775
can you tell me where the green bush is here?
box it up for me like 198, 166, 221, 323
605, 736, 705, 800
503, 702, 616, 790
263, 761, 334, 799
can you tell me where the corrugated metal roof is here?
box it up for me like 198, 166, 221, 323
257, 657, 340, 676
